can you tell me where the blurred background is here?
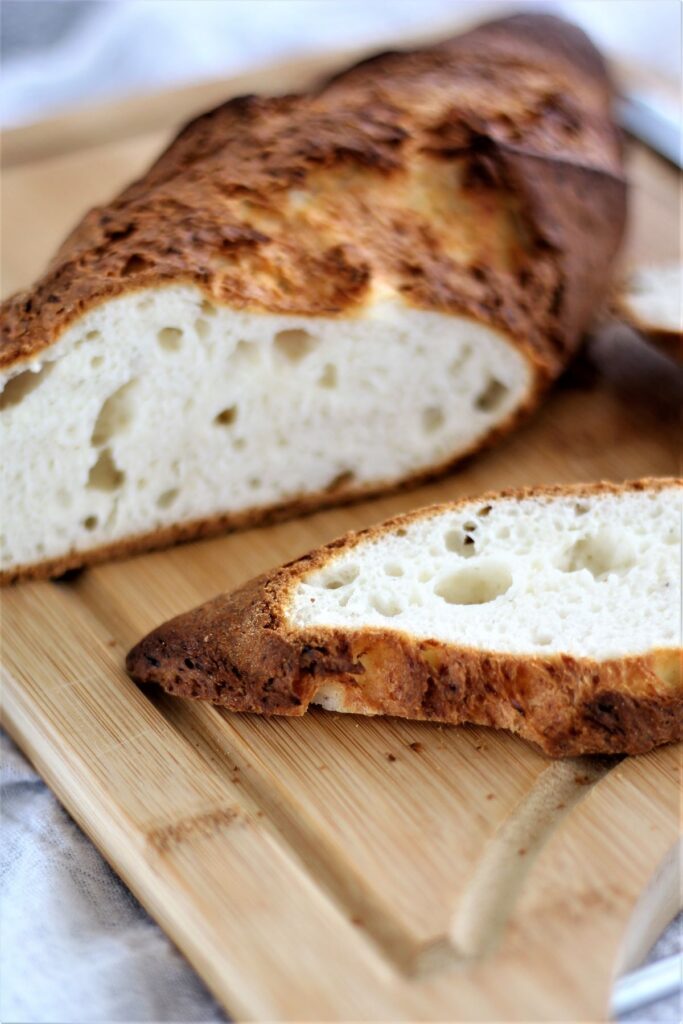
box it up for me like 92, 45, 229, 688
2, 0, 681, 135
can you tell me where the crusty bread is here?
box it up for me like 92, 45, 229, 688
612, 263, 683, 363
127, 479, 682, 757
0, 14, 626, 583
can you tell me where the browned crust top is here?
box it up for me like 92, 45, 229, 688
2, 13, 625, 375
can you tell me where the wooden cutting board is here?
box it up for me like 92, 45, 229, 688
1, 51, 681, 1021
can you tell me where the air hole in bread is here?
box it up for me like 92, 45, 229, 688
448, 345, 472, 375
274, 328, 316, 362
195, 318, 210, 340
435, 560, 512, 605
422, 406, 445, 433
322, 565, 359, 589
91, 379, 137, 446
235, 339, 259, 364
200, 299, 217, 317
0, 362, 55, 411
157, 327, 183, 352
318, 363, 338, 388
445, 528, 476, 557
534, 631, 553, 646
475, 377, 508, 412
418, 568, 434, 582
157, 488, 179, 509
83, 515, 98, 531
574, 503, 589, 516
233, 438, 246, 451
384, 563, 404, 577
326, 469, 355, 492
371, 594, 402, 617
214, 405, 237, 427
558, 529, 636, 579
87, 447, 125, 491
90, 355, 104, 369
249, 477, 261, 489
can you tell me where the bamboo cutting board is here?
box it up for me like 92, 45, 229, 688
1, 52, 681, 1021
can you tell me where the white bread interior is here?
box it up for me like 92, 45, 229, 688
289, 485, 681, 662
621, 263, 682, 335
0, 284, 531, 575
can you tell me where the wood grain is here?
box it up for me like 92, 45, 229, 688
1, 51, 681, 1021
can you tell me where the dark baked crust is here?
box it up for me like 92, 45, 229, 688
1, 13, 625, 376
126, 479, 683, 757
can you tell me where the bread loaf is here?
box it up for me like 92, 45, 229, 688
127, 479, 682, 757
1, 14, 626, 582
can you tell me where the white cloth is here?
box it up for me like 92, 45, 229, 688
0, 732, 226, 1024
1, 730, 680, 1023
2, 1, 680, 129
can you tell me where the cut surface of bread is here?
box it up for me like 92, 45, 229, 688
1, 13, 627, 582
127, 479, 682, 757
0, 289, 530, 578
613, 263, 683, 363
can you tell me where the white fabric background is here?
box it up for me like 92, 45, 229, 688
1, 732, 226, 1024
1, 0, 681, 129
1, 3, 681, 1021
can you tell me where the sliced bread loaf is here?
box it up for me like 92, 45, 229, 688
612, 263, 683, 363
0, 14, 626, 582
127, 479, 682, 757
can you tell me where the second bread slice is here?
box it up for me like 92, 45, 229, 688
127, 479, 681, 757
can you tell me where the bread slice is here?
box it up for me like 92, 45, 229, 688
0, 14, 626, 583
127, 479, 682, 757
612, 263, 683, 363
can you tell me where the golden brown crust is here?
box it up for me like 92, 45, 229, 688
126, 478, 683, 757
1, 13, 625, 378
